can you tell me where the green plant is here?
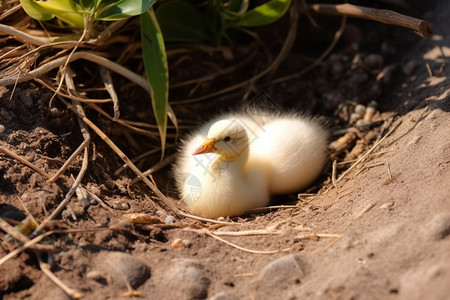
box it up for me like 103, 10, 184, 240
19, 0, 171, 152
20, 0, 156, 29
155, 0, 292, 42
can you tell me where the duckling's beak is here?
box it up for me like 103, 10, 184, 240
192, 138, 216, 155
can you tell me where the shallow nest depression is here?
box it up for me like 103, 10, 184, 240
0, 0, 437, 298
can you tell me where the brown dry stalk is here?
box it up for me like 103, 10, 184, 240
207, 231, 289, 254
306, 3, 432, 39
98, 65, 120, 120
0, 24, 55, 45
33, 78, 113, 103
0, 145, 50, 178
85, 103, 161, 137
0, 218, 55, 253
0, 51, 148, 89
271, 9, 347, 84
354, 201, 377, 219
0, 231, 53, 266
32, 69, 91, 234
332, 160, 338, 188
55, 97, 181, 215
171, 2, 299, 105
336, 120, 402, 183
38, 254, 84, 299
130, 153, 177, 184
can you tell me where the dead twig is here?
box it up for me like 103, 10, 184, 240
248, 205, 298, 213
386, 163, 393, 180
48, 68, 92, 184
114, 148, 162, 176
85, 103, 161, 137
37, 254, 83, 299
0, 218, 55, 253
99, 66, 120, 120
171, 1, 299, 105
0, 23, 56, 45
32, 69, 91, 235
131, 154, 177, 184
353, 201, 377, 219
55, 96, 181, 216
0, 231, 53, 266
306, 3, 432, 38
0, 145, 50, 179
336, 120, 401, 183
48, 27, 89, 107
354, 162, 385, 176
271, 11, 347, 84
321, 234, 344, 250
33, 78, 112, 103
332, 160, 338, 188
207, 231, 289, 254
0, 51, 148, 89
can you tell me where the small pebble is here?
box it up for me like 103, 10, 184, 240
0, 124, 5, 134
171, 238, 191, 248
363, 54, 384, 71
402, 60, 419, 76
165, 215, 176, 224
112, 202, 129, 210
171, 238, 183, 248
379, 202, 395, 210
258, 254, 305, 287
104, 179, 115, 190
160, 259, 210, 299
93, 251, 150, 290
354, 104, 366, 117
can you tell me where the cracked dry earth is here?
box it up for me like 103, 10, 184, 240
1, 1, 450, 300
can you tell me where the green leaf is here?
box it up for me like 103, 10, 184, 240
141, 9, 169, 155
155, 0, 206, 42
96, 0, 156, 20
72, 0, 100, 10
226, 0, 248, 14
237, 0, 291, 27
23, 0, 85, 28
20, 0, 55, 21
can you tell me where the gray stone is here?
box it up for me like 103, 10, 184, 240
259, 254, 305, 287
92, 251, 150, 290
161, 259, 210, 300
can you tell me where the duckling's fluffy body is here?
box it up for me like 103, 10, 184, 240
174, 111, 328, 218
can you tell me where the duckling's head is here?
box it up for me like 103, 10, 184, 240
192, 119, 249, 160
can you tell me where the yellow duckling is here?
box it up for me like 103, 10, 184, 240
174, 112, 328, 218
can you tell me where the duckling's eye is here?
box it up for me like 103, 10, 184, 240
223, 136, 231, 142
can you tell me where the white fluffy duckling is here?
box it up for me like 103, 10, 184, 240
174, 111, 328, 218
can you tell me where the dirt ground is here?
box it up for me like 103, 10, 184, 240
1, 1, 449, 300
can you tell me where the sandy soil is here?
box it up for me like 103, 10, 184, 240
0, 1, 449, 299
